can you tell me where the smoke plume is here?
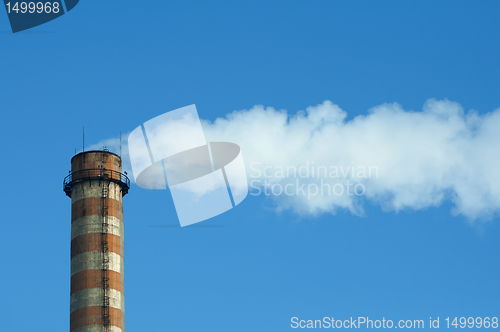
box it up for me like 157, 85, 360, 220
90, 99, 500, 221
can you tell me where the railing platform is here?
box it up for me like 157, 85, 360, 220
63, 169, 130, 197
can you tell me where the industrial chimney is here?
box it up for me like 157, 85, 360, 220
63, 150, 130, 332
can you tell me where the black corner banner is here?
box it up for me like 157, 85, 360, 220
64, 0, 77, 12
3, 0, 79, 33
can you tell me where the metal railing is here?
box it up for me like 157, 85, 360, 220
63, 169, 130, 197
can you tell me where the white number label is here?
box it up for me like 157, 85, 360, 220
5, 2, 62, 14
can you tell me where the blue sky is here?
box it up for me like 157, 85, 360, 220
1, 1, 499, 331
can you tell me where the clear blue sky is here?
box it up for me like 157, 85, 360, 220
1, 1, 499, 331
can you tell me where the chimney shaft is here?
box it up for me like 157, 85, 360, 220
64, 151, 130, 332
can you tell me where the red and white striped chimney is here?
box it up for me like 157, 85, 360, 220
64, 150, 130, 332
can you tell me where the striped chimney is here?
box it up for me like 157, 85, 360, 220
64, 150, 130, 332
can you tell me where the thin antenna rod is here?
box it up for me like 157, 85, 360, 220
120, 132, 122, 157
83, 126, 85, 152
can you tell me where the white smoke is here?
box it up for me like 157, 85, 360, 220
90, 99, 500, 221
201, 99, 500, 221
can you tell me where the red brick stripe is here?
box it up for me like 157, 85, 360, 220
70, 306, 124, 331
71, 269, 124, 295
72, 152, 122, 173
72, 197, 122, 221
71, 233, 123, 258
